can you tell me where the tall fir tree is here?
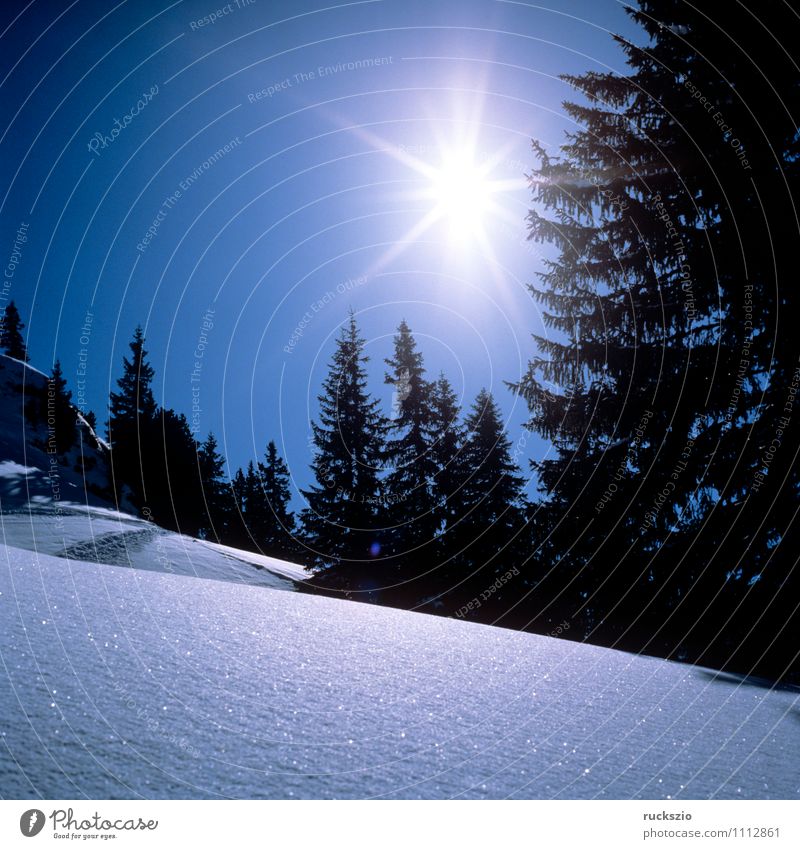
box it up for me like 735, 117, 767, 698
153, 408, 199, 533
243, 459, 269, 546
301, 313, 388, 572
383, 321, 439, 562
106, 327, 198, 532
46, 360, 77, 454
255, 440, 296, 557
0, 301, 28, 361
108, 327, 157, 439
235, 461, 261, 547
427, 373, 466, 569
513, 0, 800, 676
444, 389, 526, 595
197, 432, 229, 540
107, 327, 157, 507
429, 372, 468, 588
227, 466, 250, 547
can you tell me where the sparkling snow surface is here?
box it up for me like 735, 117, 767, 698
1, 542, 797, 800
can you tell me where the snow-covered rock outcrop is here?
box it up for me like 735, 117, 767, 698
0, 354, 112, 511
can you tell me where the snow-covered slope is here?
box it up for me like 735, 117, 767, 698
200, 539, 309, 583
0, 352, 306, 592
0, 504, 303, 592
1, 543, 797, 800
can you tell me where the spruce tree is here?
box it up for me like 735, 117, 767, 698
241, 460, 266, 545
383, 321, 438, 560
150, 407, 198, 533
428, 373, 465, 537
46, 360, 77, 454
231, 467, 247, 510
301, 313, 388, 571
513, 0, 800, 675
197, 432, 228, 540
427, 372, 469, 588
0, 301, 28, 361
227, 467, 250, 547
233, 461, 261, 547
108, 327, 156, 438
107, 327, 157, 507
447, 389, 525, 589
255, 441, 296, 557
245, 460, 260, 516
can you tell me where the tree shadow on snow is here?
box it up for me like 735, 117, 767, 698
696, 669, 800, 695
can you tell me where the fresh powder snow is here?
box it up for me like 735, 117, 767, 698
1, 523, 797, 799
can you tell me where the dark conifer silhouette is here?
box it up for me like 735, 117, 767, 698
228, 466, 250, 547
107, 327, 157, 507
445, 390, 526, 594
256, 440, 296, 556
301, 313, 388, 572
0, 301, 28, 361
108, 327, 156, 435
106, 327, 197, 531
150, 407, 198, 533
383, 321, 438, 565
46, 360, 77, 454
227, 460, 261, 548
197, 432, 229, 540
512, 0, 800, 675
428, 373, 465, 542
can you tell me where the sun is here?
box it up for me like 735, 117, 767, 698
428, 149, 493, 242
350, 123, 528, 275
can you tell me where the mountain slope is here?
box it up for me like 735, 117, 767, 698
0, 352, 307, 590
0, 503, 303, 592
1, 542, 797, 800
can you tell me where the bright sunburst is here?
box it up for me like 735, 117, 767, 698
427, 149, 494, 242
348, 120, 528, 276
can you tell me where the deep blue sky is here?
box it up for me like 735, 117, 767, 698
0, 0, 638, 504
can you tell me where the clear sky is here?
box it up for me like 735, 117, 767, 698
0, 0, 638, 504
